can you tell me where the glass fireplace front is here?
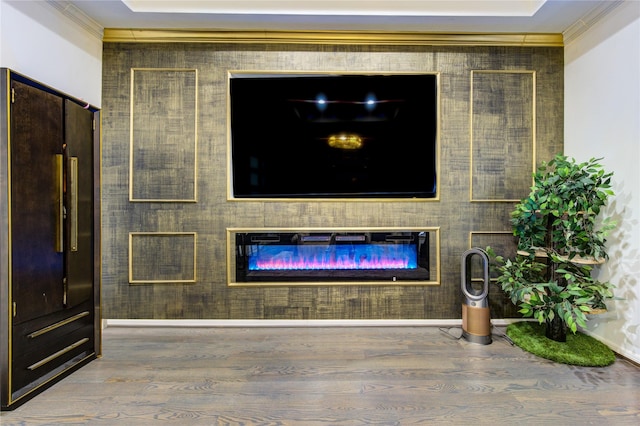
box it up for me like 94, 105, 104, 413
233, 230, 434, 284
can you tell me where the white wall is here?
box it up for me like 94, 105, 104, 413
0, 0, 102, 107
565, 0, 640, 363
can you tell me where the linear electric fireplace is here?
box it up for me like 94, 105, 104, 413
227, 228, 440, 286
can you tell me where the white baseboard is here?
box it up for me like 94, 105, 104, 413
101, 318, 637, 364
103, 318, 523, 329
580, 328, 640, 365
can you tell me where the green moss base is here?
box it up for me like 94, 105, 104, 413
506, 321, 616, 367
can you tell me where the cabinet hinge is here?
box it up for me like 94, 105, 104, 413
11, 87, 15, 103
12, 302, 16, 317
92, 118, 96, 131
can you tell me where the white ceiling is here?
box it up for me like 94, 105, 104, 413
119, 1, 549, 17
57, 0, 618, 37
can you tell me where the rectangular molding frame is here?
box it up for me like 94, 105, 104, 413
469, 231, 516, 282
129, 68, 198, 202
469, 70, 536, 202
225, 70, 441, 202
226, 226, 441, 287
128, 232, 198, 284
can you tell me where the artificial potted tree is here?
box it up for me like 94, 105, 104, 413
488, 154, 616, 342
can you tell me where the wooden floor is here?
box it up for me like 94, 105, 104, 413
2, 325, 639, 425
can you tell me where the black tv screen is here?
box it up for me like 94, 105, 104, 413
229, 73, 438, 199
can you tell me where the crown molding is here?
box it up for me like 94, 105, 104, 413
46, 0, 104, 40
102, 29, 563, 46
47, 0, 624, 47
563, 0, 624, 45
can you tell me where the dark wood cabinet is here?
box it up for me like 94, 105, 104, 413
1, 69, 101, 410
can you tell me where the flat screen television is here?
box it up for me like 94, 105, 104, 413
229, 73, 438, 199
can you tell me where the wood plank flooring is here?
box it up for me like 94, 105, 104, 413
2, 325, 639, 425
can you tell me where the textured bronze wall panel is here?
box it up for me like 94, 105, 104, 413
101, 43, 563, 320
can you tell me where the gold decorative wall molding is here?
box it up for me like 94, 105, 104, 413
225, 70, 442, 202
468, 231, 516, 281
129, 68, 198, 202
128, 232, 198, 284
468, 231, 515, 252
226, 227, 441, 287
104, 29, 563, 47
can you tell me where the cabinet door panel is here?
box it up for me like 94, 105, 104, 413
10, 81, 64, 324
64, 100, 94, 307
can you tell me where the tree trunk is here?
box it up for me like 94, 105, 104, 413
546, 316, 567, 342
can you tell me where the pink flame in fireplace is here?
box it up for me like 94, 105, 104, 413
256, 256, 409, 270
248, 244, 417, 271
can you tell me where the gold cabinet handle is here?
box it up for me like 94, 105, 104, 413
27, 338, 89, 370
69, 157, 78, 252
54, 154, 64, 253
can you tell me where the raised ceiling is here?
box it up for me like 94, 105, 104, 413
57, 0, 618, 40
118, 1, 549, 17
